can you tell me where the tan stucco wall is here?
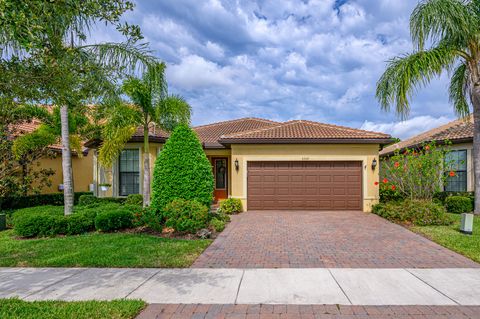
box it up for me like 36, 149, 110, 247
229, 144, 381, 212
34, 151, 94, 193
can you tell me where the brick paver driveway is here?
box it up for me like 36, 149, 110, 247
192, 210, 479, 268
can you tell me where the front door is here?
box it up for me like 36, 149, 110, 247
213, 158, 228, 202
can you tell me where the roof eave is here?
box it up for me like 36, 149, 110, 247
85, 136, 168, 149
380, 137, 473, 157
202, 142, 228, 149
220, 137, 394, 146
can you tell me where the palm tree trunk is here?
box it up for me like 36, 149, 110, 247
143, 122, 151, 207
60, 105, 74, 215
471, 88, 480, 214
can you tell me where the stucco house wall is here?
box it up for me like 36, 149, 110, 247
33, 151, 94, 194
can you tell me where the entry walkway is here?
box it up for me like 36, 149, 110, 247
2, 267, 480, 305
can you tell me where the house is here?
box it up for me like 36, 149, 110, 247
88, 118, 392, 212
380, 115, 474, 192
12, 120, 94, 194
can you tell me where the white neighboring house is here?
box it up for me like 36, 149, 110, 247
380, 115, 474, 192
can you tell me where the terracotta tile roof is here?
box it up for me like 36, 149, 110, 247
380, 115, 474, 156
10, 119, 63, 151
194, 118, 279, 148
218, 120, 391, 144
131, 125, 170, 142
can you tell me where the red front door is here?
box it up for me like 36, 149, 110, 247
213, 158, 228, 202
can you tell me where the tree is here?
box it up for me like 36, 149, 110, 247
0, 0, 158, 214
151, 125, 214, 212
376, 0, 480, 213
0, 102, 55, 197
98, 63, 191, 207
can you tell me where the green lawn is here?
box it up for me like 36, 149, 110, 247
0, 229, 211, 267
411, 213, 480, 263
0, 298, 145, 319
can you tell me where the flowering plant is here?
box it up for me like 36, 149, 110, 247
380, 141, 453, 200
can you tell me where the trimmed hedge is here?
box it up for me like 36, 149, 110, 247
12, 202, 135, 237
151, 125, 214, 211
78, 194, 125, 206
0, 192, 92, 210
445, 196, 473, 214
219, 198, 243, 214
94, 209, 133, 232
433, 191, 474, 205
12, 205, 97, 237
372, 199, 450, 226
13, 211, 66, 237
163, 199, 209, 233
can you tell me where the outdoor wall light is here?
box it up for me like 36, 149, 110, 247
371, 158, 377, 170
234, 158, 239, 171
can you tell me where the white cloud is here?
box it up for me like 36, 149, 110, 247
166, 55, 235, 89
361, 116, 453, 139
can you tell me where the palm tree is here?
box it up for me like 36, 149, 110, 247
376, 0, 480, 213
98, 63, 191, 207
0, 1, 159, 215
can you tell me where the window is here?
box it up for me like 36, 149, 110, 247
119, 149, 140, 196
444, 150, 467, 192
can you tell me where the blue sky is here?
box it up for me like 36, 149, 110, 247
101, 0, 458, 139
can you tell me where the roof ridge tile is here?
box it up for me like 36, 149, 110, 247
194, 117, 278, 130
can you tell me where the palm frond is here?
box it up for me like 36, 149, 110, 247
155, 95, 192, 132
410, 0, 477, 50
449, 62, 471, 117
79, 42, 158, 76
376, 44, 457, 119
98, 101, 142, 167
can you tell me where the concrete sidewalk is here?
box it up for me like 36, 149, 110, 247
1, 267, 480, 305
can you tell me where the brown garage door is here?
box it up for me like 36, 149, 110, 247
247, 161, 362, 210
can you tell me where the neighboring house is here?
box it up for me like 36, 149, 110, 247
380, 115, 474, 192
87, 118, 391, 212
14, 120, 94, 194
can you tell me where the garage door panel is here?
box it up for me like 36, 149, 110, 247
247, 161, 362, 210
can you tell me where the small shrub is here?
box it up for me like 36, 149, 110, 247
445, 196, 473, 214
163, 199, 209, 233
211, 209, 231, 222
433, 191, 474, 205
125, 194, 143, 206
131, 206, 163, 231
13, 212, 66, 237
372, 199, 450, 226
219, 198, 243, 214
210, 218, 226, 232
65, 213, 95, 235
94, 209, 133, 232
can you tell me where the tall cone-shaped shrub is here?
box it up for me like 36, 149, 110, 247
151, 125, 214, 211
